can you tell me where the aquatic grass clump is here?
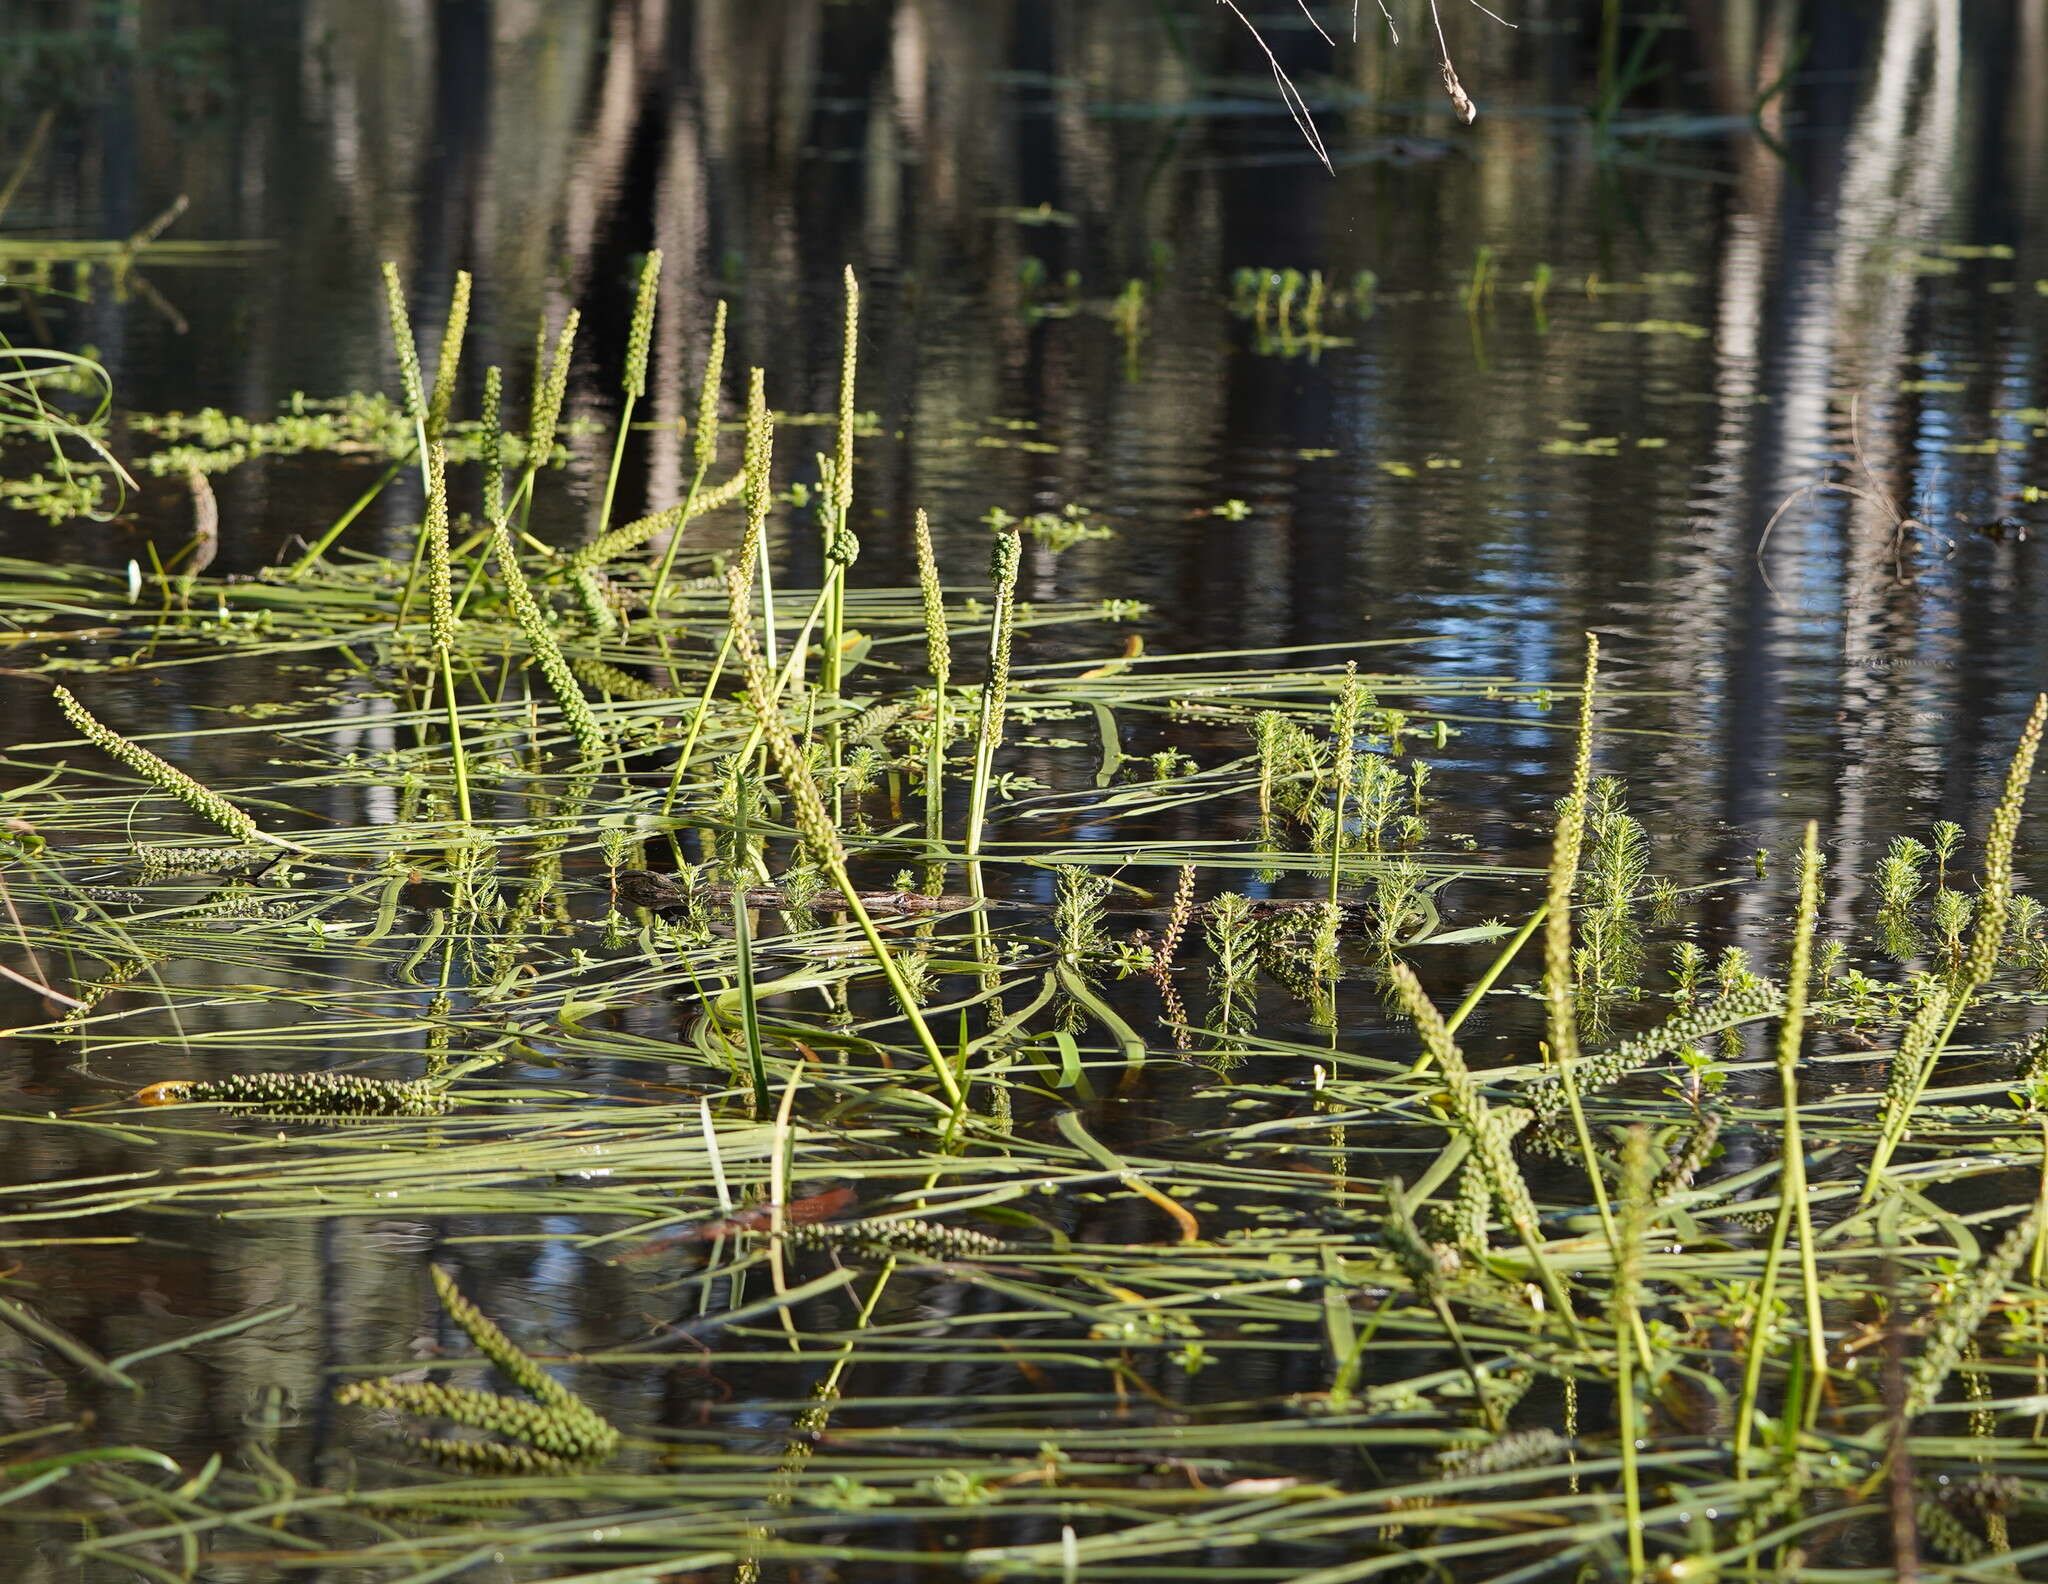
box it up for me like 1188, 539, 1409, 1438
730, 563, 961, 1110
20, 263, 2048, 1584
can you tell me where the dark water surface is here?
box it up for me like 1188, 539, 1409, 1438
4, 0, 2048, 1576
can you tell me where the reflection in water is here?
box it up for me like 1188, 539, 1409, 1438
2, 2, 2048, 1569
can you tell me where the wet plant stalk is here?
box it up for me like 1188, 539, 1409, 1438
1614, 1125, 1653, 1583
422, 445, 474, 824
730, 777, 772, 1111
596, 250, 660, 541
52, 687, 303, 851
1735, 821, 1827, 1468
730, 565, 962, 1110
965, 531, 1022, 868
1321, 669, 1366, 956
508, 308, 579, 535
818, 268, 860, 823
650, 300, 727, 619
1543, 638, 1648, 1371
914, 507, 950, 854
742, 369, 779, 678
1387, 958, 1582, 1342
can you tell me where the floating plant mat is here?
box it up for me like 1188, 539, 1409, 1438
5, 273, 2048, 1584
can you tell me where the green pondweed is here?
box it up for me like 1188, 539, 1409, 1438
1314, 667, 1372, 975
426, 268, 471, 441
1931, 818, 1966, 890
16, 261, 2048, 1584
52, 685, 303, 850
490, 520, 608, 765
1053, 864, 1110, 963
136, 1073, 449, 1117
1578, 775, 1650, 1000
336, 1266, 618, 1471
913, 506, 951, 850
1203, 890, 1260, 1031
594, 247, 661, 540
1876, 832, 1930, 910
649, 297, 729, 617
964, 530, 1022, 864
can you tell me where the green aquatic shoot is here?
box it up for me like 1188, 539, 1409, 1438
819, 268, 861, 819
421, 443, 474, 825
649, 298, 728, 618
964, 530, 1022, 867
51, 686, 303, 851
730, 564, 961, 1110
1735, 820, 1826, 1469
596, 249, 661, 542
913, 507, 951, 852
